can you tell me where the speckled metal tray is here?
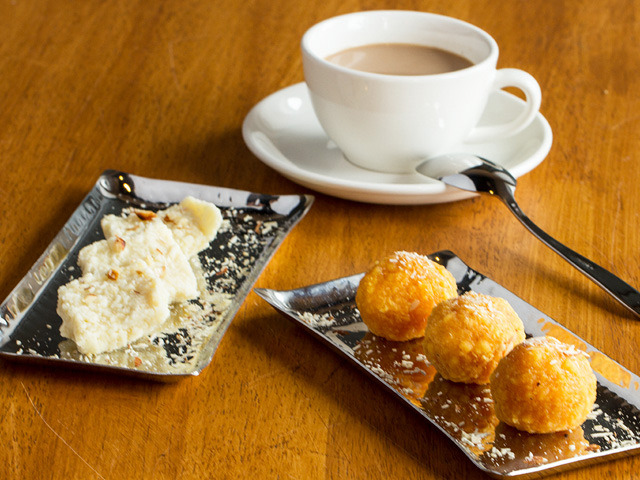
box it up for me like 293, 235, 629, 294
255, 250, 640, 478
0, 170, 313, 381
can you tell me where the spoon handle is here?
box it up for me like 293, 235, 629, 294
500, 187, 640, 318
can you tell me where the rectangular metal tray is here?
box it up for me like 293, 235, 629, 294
255, 250, 640, 478
0, 170, 313, 381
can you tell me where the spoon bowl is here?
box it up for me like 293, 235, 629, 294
417, 153, 516, 193
417, 153, 640, 318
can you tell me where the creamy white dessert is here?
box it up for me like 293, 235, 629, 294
159, 196, 223, 258
57, 196, 222, 355
57, 266, 171, 355
83, 212, 198, 302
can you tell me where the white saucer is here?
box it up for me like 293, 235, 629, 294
242, 82, 553, 205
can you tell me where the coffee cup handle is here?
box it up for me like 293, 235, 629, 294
466, 68, 542, 143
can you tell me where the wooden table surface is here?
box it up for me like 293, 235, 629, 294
2, 0, 640, 478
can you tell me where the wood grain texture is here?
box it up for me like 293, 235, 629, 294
1, 0, 640, 478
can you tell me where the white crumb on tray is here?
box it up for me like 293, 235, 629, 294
297, 312, 336, 328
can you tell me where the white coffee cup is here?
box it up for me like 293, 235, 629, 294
301, 11, 542, 173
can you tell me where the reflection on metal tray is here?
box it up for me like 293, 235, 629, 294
0, 170, 313, 381
255, 251, 640, 478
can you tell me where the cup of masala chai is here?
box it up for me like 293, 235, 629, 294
301, 11, 542, 173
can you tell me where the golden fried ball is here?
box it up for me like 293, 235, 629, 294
490, 336, 597, 434
423, 292, 525, 384
356, 251, 457, 341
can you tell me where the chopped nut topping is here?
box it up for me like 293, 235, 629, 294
106, 269, 119, 281
216, 266, 228, 276
134, 209, 157, 221
114, 236, 126, 252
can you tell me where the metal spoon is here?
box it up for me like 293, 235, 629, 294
417, 153, 640, 318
